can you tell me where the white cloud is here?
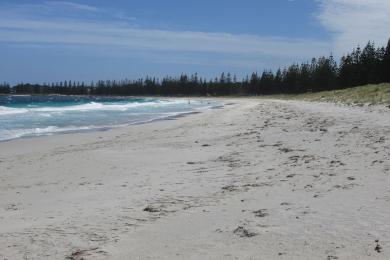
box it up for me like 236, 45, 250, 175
44, 1, 100, 12
0, 17, 330, 59
317, 0, 390, 54
0, 2, 331, 69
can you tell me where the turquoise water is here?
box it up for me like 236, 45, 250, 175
0, 95, 219, 141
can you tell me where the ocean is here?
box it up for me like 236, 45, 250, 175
0, 95, 219, 141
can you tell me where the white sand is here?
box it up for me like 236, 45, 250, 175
0, 99, 389, 260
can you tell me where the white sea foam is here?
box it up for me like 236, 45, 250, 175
0, 125, 96, 141
36, 100, 188, 112
0, 106, 28, 115
0, 99, 190, 115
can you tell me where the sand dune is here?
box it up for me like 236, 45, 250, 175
0, 99, 389, 259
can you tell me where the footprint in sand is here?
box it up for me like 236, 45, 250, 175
253, 209, 269, 218
5, 203, 19, 211
329, 160, 346, 167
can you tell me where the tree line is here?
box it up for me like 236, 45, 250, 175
1, 39, 390, 96
0, 82, 10, 94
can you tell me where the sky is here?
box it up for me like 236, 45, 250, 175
0, 0, 389, 84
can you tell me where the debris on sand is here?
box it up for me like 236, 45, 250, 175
233, 226, 257, 238
279, 147, 294, 153
66, 247, 99, 260
143, 205, 160, 213
221, 185, 240, 192
375, 240, 382, 253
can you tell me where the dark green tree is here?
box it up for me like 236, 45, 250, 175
384, 39, 390, 82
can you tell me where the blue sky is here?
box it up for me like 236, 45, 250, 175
0, 0, 389, 84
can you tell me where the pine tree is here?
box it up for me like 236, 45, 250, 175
250, 72, 259, 94
220, 72, 226, 84
227, 73, 232, 84
339, 54, 354, 87
384, 38, 390, 82
299, 63, 312, 92
274, 68, 282, 93
360, 41, 379, 84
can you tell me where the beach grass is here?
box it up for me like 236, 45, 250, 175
263, 83, 390, 106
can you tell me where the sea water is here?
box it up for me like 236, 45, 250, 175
0, 95, 219, 141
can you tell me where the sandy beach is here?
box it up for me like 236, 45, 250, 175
1, 99, 389, 260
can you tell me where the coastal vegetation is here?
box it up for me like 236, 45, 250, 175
1, 40, 389, 97
264, 83, 390, 106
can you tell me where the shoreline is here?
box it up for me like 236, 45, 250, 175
1, 98, 389, 259
0, 97, 222, 142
